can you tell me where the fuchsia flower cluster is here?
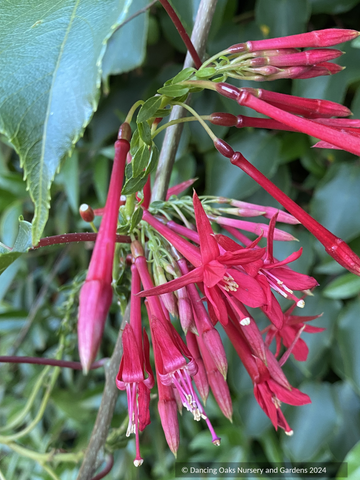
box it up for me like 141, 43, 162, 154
76, 28, 360, 467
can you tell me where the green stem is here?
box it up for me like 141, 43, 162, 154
125, 100, 144, 124
152, 115, 210, 138
0, 365, 51, 433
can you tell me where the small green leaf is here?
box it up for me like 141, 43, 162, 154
153, 108, 171, 118
323, 273, 360, 299
145, 144, 160, 176
138, 122, 152, 146
122, 175, 147, 196
130, 207, 143, 232
132, 145, 150, 178
130, 128, 140, 155
171, 67, 196, 84
125, 162, 133, 180
0, 218, 32, 275
137, 96, 163, 123
157, 85, 190, 97
195, 67, 217, 78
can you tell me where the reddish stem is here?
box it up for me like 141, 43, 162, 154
91, 454, 114, 480
158, 0, 202, 69
31, 233, 131, 250
0, 356, 108, 370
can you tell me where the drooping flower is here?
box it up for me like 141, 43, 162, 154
140, 193, 267, 325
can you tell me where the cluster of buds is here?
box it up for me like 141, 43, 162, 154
197, 28, 358, 82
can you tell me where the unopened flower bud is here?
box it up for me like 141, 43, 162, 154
79, 204, 95, 223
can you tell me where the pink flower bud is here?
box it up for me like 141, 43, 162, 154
227, 29, 359, 53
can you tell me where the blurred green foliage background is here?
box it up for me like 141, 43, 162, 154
1, 0, 360, 479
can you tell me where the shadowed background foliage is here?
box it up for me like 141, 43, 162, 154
1, 1, 360, 479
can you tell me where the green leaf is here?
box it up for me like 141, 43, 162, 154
338, 441, 360, 479
310, 0, 360, 14
130, 207, 143, 232
145, 144, 160, 175
171, 67, 196, 84
311, 162, 360, 243
102, 0, 149, 84
323, 273, 360, 299
138, 121, 152, 146
282, 382, 338, 461
137, 97, 163, 124
121, 174, 147, 196
205, 130, 281, 199
132, 145, 150, 178
157, 85, 190, 97
0, 0, 132, 244
255, 0, 311, 37
195, 67, 217, 79
337, 299, 360, 394
57, 150, 79, 214
0, 218, 32, 275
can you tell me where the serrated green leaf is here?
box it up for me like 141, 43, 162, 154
323, 273, 360, 299
0, 0, 133, 245
121, 174, 147, 196
137, 97, 163, 124
0, 218, 32, 275
138, 121, 152, 146
171, 67, 196, 84
157, 85, 190, 97
130, 207, 143, 232
132, 145, 150, 178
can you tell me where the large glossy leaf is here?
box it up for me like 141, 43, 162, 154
205, 130, 281, 199
310, 0, 360, 14
337, 299, 360, 394
0, 0, 132, 244
282, 382, 338, 461
255, 0, 311, 38
102, 0, 149, 85
310, 162, 360, 243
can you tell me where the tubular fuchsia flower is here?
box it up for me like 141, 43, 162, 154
78, 123, 131, 373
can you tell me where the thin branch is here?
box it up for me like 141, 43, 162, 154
31, 232, 131, 250
0, 356, 107, 370
77, 303, 130, 480
151, 0, 218, 202
91, 454, 114, 480
113, 0, 157, 35
158, 0, 202, 68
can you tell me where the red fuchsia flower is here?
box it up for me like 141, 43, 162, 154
116, 264, 154, 466
253, 355, 311, 435
132, 241, 221, 449
140, 193, 267, 326
264, 301, 324, 362
224, 316, 310, 434
78, 123, 130, 373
